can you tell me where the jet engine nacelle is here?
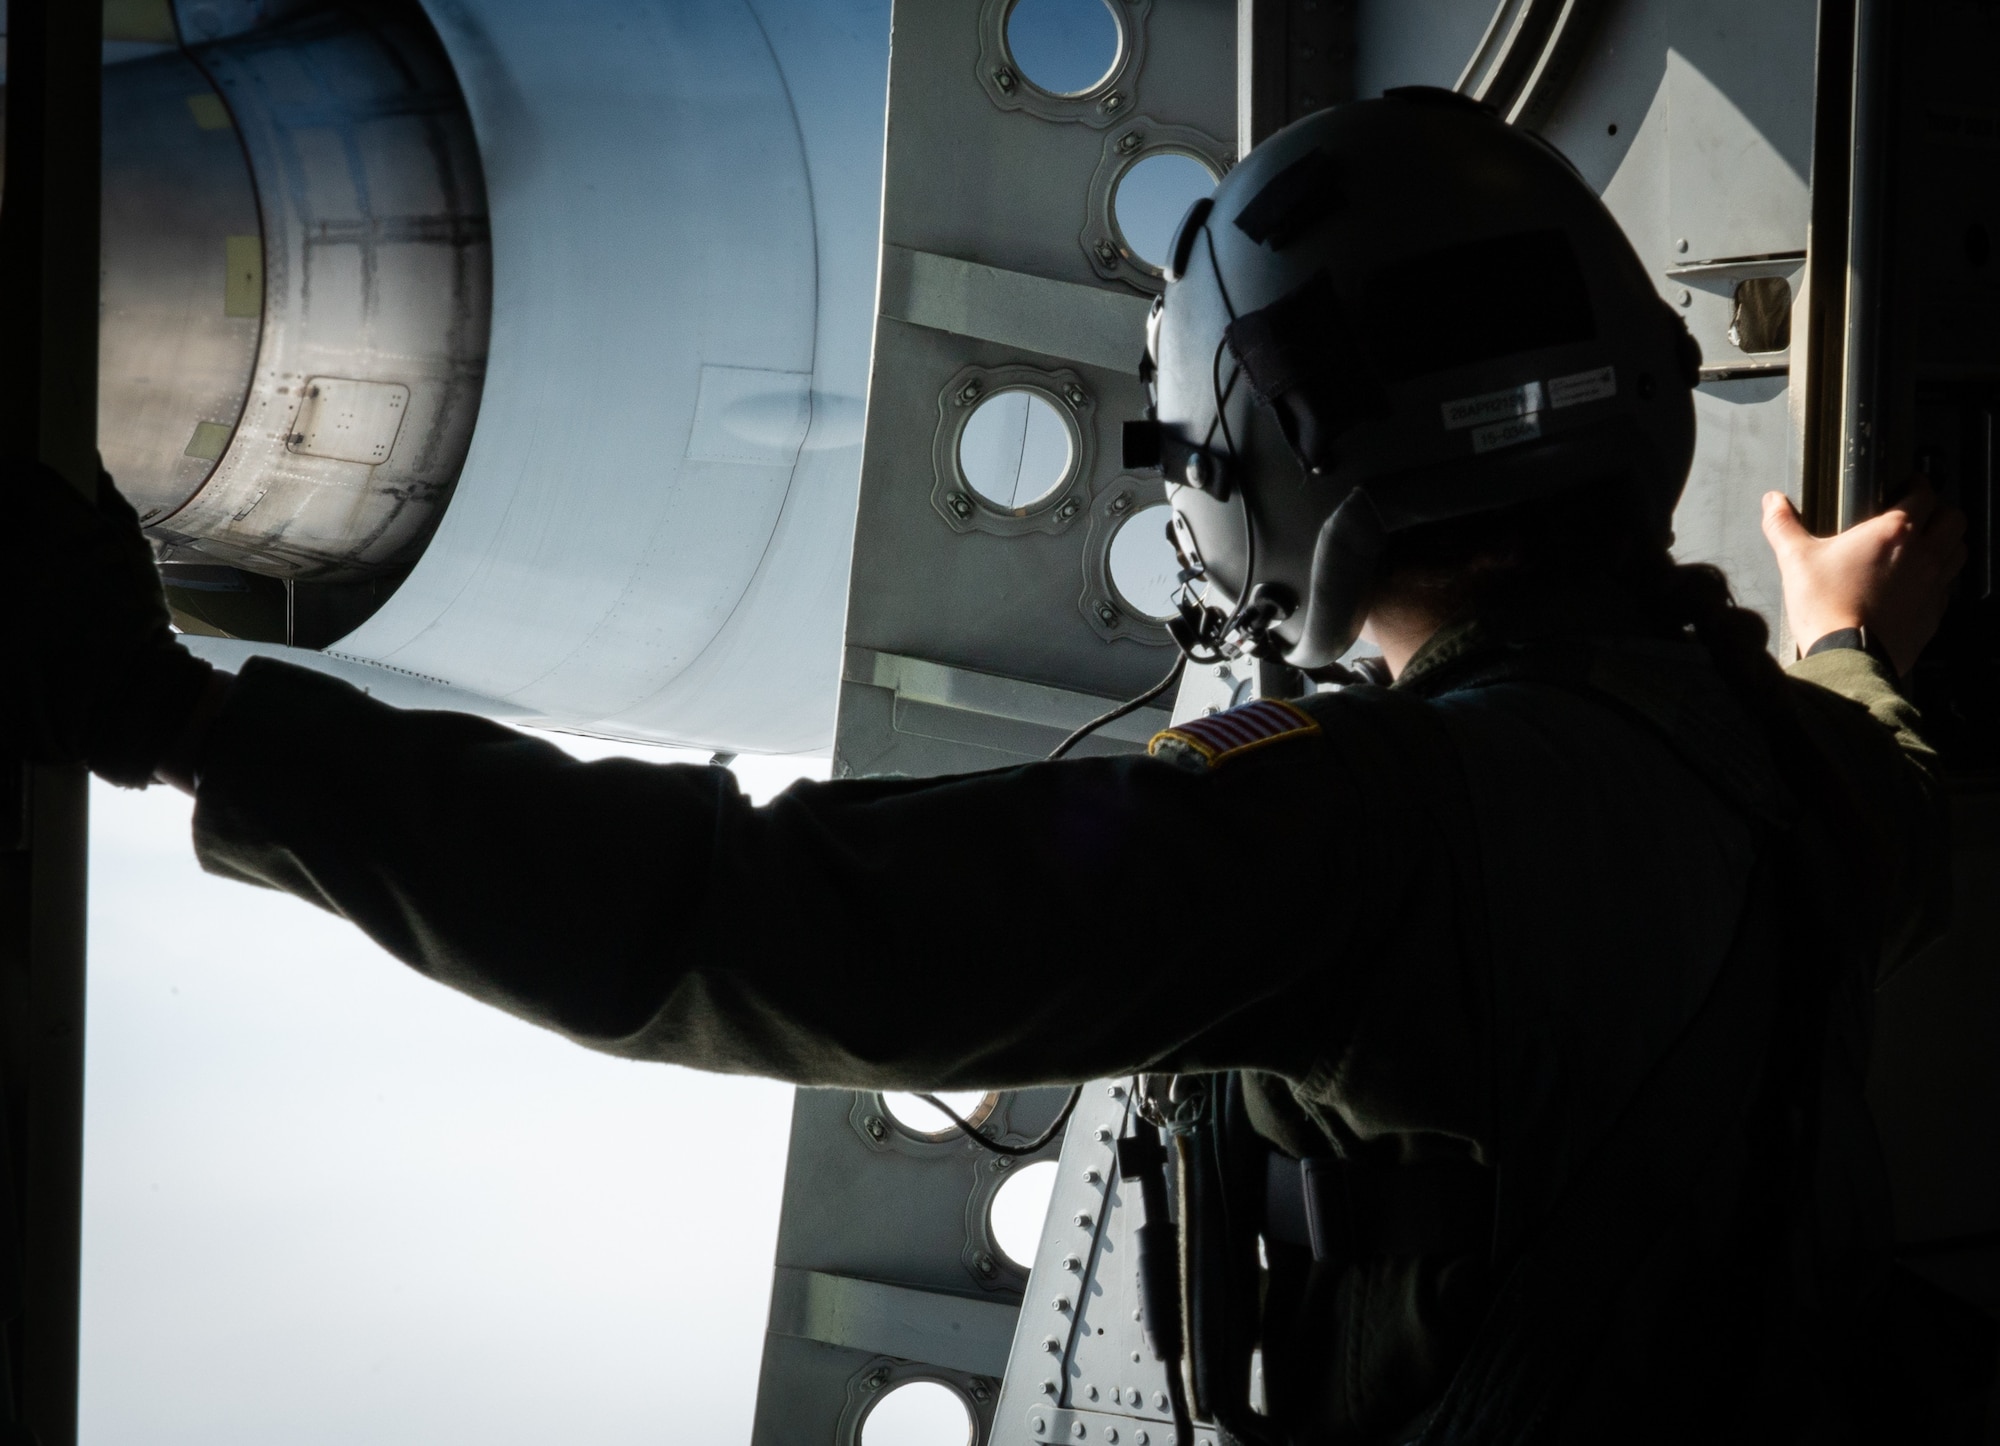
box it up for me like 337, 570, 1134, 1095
98, 0, 888, 753
105, 0, 489, 586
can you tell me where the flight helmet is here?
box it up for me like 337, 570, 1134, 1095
1129, 87, 1700, 672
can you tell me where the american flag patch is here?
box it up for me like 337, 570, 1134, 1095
1148, 697, 1319, 766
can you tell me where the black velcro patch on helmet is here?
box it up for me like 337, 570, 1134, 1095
1233, 148, 1343, 250
1122, 418, 1163, 470
1365, 228, 1595, 382
1224, 274, 1388, 469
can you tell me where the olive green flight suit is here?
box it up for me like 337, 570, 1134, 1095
187, 610, 1947, 1440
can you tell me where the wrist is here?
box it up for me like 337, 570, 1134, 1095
86, 637, 217, 789
1803, 625, 1898, 674
1789, 608, 1864, 658
154, 669, 236, 794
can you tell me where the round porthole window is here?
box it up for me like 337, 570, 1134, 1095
1107, 502, 1181, 620
1005, 0, 1122, 96
1114, 152, 1221, 272
861, 1379, 976, 1446
989, 1158, 1060, 1269
881, 1090, 997, 1139
958, 389, 1074, 512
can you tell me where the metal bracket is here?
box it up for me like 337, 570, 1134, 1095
976, 0, 1155, 128
850, 1089, 1001, 1157
1079, 117, 1233, 292
932, 363, 1098, 537
1454, 0, 1604, 129
844, 1089, 1073, 1293
880, 245, 1154, 375
1076, 475, 1176, 645
1663, 252, 1805, 387
961, 1149, 1043, 1294
772, 1272, 1018, 1379
842, 648, 1174, 749
837, 1354, 999, 1446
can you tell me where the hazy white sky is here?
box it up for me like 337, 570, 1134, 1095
83, 739, 826, 1444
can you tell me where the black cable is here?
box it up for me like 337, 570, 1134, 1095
1178, 340, 1257, 664
1209, 335, 1240, 465
1201, 223, 1238, 322
1045, 654, 1188, 761
1227, 493, 1259, 639
1195, 224, 1265, 659
915, 1086, 1083, 1158
1200, 333, 1243, 459
1189, 221, 1239, 465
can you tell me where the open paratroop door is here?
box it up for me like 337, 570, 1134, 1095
757, 2, 2000, 1442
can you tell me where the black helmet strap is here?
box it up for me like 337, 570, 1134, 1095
1224, 273, 1389, 475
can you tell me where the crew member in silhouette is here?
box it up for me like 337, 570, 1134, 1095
12, 89, 1985, 1441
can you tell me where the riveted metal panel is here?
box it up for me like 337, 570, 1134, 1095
750, 1087, 1071, 1446
834, 0, 1235, 781
989, 1081, 1223, 1446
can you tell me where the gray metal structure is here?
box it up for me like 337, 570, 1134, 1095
988, 1081, 1221, 1446
761, 2, 2000, 1442
749, 1089, 1071, 1446
831, 0, 1233, 780
748, 13, 1233, 1429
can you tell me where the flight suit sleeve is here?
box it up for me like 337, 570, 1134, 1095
1787, 649, 1936, 775
1784, 649, 1951, 974
191, 658, 1428, 1090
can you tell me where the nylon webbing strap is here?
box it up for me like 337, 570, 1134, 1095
1264, 1153, 1495, 1262
1379, 643, 1798, 1443
1410, 852, 1784, 1445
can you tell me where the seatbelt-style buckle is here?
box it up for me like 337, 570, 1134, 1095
1263, 1152, 1351, 1263
1263, 1150, 1496, 1263
1299, 1157, 1349, 1263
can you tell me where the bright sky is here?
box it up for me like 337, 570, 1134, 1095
82, 738, 827, 1444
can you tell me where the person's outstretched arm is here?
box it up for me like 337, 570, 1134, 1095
9, 460, 1425, 1091
188, 654, 1415, 1089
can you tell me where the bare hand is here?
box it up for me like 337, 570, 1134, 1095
1759, 480, 1968, 676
